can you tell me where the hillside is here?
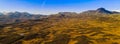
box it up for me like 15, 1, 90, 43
0, 8, 120, 44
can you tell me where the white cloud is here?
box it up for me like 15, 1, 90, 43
112, 10, 120, 12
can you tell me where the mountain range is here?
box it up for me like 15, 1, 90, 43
0, 8, 120, 44
0, 8, 119, 24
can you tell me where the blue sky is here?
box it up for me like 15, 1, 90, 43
0, 0, 120, 15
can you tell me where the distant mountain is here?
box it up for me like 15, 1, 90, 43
50, 8, 120, 16
96, 8, 113, 14
0, 12, 47, 24
4, 12, 44, 19
0, 12, 3, 15
81, 8, 120, 14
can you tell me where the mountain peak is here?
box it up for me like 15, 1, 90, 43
95, 8, 113, 14
81, 8, 115, 14
96, 8, 106, 11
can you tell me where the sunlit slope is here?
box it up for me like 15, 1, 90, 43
0, 14, 120, 44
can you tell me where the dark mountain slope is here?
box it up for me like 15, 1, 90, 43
96, 8, 113, 14
81, 8, 120, 15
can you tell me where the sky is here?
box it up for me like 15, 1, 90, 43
0, 0, 120, 15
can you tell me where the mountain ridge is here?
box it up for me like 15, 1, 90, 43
0, 8, 119, 24
81, 8, 120, 15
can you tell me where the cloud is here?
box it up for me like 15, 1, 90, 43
112, 10, 120, 12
